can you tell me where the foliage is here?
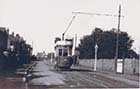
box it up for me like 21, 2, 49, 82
78, 28, 138, 59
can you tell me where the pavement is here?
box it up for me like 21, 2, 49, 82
0, 61, 37, 89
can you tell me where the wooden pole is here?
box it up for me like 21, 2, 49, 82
115, 4, 121, 73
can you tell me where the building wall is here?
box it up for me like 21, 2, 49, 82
0, 27, 9, 70
0, 27, 8, 51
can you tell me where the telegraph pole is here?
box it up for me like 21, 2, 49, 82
31, 40, 34, 54
114, 4, 121, 73
137, 46, 140, 75
74, 34, 77, 51
32, 40, 34, 48
75, 34, 77, 48
72, 6, 123, 72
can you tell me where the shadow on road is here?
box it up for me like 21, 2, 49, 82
30, 70, 42, 73
31, 75, 48, 79
27, 74, 49, 82
70, 68, 93, 72
58, 68, 93, 72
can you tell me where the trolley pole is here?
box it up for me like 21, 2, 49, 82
94, 44, 98, 72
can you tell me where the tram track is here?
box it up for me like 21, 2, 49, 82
61, 70, 109, 88
81, 72, 132, 88
28, 60, 138, 88
59, 67, 137, 88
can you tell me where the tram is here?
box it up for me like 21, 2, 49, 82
54, 37, 74, 70
53, 15, 79, 70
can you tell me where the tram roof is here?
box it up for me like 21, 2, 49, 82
54, 40, 72, 47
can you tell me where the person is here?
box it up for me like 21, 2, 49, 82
74, 48, 80, 66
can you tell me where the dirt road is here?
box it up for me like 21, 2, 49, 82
28, 60, 139, 88
0, 60, 139, 89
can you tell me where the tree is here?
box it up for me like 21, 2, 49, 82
78, 28, 137, 59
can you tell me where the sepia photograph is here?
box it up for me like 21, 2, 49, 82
0, 0, 139, 89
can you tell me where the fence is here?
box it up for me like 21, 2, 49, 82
79, 59, 139, 75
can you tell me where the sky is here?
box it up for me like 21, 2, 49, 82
0, 0, 140, 54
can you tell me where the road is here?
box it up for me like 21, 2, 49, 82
0, 60, 139, 89
28, 60, 139, 88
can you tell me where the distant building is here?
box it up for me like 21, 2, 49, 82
7, 32, 15, 51
47, 52, 54, 60
0, 27, 9, 51
36, 51, 47, 60
0, 27, 9, 70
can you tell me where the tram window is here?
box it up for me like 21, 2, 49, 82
59, 49, 62, 56
63, 49, 68, 56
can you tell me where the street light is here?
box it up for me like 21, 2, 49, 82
94, 44, 98, 72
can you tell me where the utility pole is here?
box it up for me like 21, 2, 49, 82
73, 7, 123, 72
32, 40, 34, 48
136, 47, 140, 75
72, 34, 77, 56
114, 4, 121, 73
138, 47, 140, 77
31, 40, 34, 54
75, 34, 77, 48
